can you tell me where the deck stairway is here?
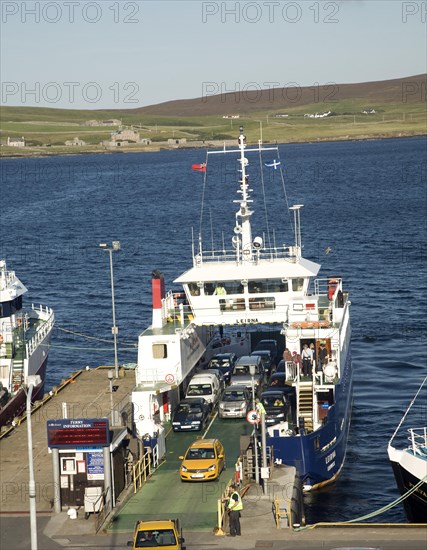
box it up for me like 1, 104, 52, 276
11, 359, 24, 393
298, 381, 314, 433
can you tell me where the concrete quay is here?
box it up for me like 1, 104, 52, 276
0, 365, 426, 549
0, 366, 135, 513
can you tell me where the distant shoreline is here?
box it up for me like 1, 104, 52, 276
1, 131, 425, 159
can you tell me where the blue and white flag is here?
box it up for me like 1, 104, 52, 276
264, 159, 281, 170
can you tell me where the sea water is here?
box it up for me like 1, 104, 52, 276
1, 136, 426, 523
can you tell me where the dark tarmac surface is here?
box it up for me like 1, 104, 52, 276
1, 513, 426, 550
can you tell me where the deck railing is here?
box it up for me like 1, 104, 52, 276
94, 487, 111, 533
132, 444, 159, 493
194, 245, 298, 266
163, 291, 194, 325
26, 305, 54, 358
285, 361, 298, 382
409, 427, 427, 455
139, 363, 180, 385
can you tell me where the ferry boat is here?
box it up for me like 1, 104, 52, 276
388, 376, 427, 522
132, 127, 352, 490
0, 260, 54, 427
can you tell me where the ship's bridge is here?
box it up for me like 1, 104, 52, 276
174, 255, 320, 326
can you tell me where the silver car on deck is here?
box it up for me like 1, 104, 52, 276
229, 355, 264, 395
218, 385, 251, 418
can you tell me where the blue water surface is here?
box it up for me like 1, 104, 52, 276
1, 136, 426, 523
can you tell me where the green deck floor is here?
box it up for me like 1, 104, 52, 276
108, 416, 250, 533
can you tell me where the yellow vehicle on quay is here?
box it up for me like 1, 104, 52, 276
127, 519, 184, 549
179, 439, 226, 482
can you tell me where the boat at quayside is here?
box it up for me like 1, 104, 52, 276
131, 126, 353, 490
388, 375, 427, 522
0, 260, 54, 427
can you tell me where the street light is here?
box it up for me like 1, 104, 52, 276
249, 364, 260, 484
26, 375, 41, 550
99, 241, 120, 378
108, 369, 115, 427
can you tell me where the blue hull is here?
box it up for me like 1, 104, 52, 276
267, 353, 353, 489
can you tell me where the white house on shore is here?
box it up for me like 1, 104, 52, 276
65, 137, 86, 146
7, 136, 25, 147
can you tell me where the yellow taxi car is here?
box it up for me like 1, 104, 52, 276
179, 438, 226, 481
127, 519, 184, 549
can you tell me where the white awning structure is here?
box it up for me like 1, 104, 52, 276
175, 256, 320, 284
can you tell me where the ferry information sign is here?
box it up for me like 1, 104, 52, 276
47, 418, 110, 448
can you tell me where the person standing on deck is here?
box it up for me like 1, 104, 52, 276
292, 351, 302, 375
301, 344, 312, 377
283, 348, 293, 363
214, 283, 226, 295
310, 343, 317, 370
318, 342, 329, 372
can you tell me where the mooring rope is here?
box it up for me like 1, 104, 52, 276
294, 474, 427, 531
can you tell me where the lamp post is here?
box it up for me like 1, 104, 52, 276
26, 375, 41, 550
249, 364, 260, 484
260, 406, 268, 494
108, 369, 115, 426
99, 241, 120, 379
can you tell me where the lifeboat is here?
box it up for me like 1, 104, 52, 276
290, 321, 329, 329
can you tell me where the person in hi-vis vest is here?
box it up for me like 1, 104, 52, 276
226, 483, 243, 536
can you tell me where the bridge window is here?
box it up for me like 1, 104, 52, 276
188, 283, 200, 296
248, 281, 263, 293
203, 280, 289, 295
292, 278, 304, 291
0, 296, 23, 318
223, 282, 244, 294
279, 280, 289, 292
204, 282, 243, 295
249, 279, 288, 293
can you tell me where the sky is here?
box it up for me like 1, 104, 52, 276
0, 0, 426, 109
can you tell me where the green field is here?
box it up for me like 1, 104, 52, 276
1, 98, 425, 156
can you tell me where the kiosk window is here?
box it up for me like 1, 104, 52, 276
61, 457, 76, 474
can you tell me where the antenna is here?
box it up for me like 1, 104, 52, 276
235, 126, 253, 262
191, 227, 195, 259
198, 232, 203, 257
209, 209, 214, 252
289, 204, 304, 256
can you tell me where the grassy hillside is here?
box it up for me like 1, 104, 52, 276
131, 74, 427, 117
1, 75, 425, 156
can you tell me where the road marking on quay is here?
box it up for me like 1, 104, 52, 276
202, 410, 218, 439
